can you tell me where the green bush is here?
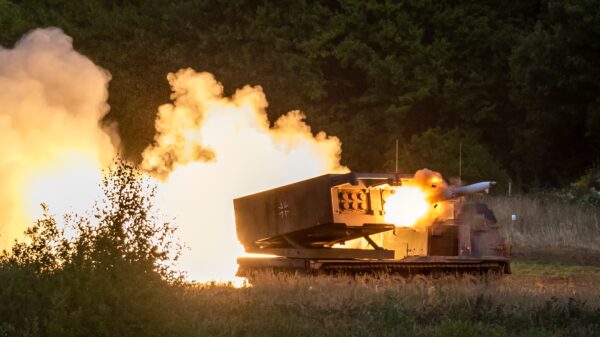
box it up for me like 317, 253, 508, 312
0, 159, 184, 336
560, 164, 600, 206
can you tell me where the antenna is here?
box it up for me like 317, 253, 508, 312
459, 142, 462, 185
395, 139, 400, 185
395, 138, 399, 174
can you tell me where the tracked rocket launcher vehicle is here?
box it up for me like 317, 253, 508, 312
234, 172, 510, 276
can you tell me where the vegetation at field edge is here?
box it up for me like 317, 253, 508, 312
1, 161, 600, 337
2, 0, 599, 190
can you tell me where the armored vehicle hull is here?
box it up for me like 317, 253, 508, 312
234, 172, 510, 276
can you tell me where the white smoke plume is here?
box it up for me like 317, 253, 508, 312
142, 69, 347, 281
0, 28, 346, 282
0, 28, 117, 247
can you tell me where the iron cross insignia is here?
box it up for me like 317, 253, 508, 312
278, 201, 289, 218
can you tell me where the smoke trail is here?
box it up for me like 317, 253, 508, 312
0, 28, 118, 247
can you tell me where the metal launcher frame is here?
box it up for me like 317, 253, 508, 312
234, 173, 510, 276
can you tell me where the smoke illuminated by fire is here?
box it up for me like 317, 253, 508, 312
0, 28, 117, 247
141, 69, 347, 282
0, 28, 346, 283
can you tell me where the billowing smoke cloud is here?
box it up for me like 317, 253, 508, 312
142, 69, 347, 281
0, 28, 117, 247
413, 168, 449, 195
0, 28, 346, 282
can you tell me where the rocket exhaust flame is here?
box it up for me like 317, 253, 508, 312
382, 169, 456, 229
383, 186, 430, 228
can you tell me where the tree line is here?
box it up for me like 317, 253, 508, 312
1, 0, 599, 190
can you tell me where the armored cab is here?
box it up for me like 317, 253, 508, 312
234, 172, 510, 276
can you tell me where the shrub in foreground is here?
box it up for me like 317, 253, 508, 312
0, 159, 184, 336
1, 160, 599, 336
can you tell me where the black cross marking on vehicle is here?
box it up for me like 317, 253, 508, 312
278, 201, 289, 218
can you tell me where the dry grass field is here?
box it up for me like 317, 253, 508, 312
182, 261, 600, 337
486, 194, 600, 252
2, 194, 600, 337
178, 195, 600, 336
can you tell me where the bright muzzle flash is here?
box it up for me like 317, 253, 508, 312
383, 186, 430, 227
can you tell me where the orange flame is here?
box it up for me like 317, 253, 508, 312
383, 186, 430, 227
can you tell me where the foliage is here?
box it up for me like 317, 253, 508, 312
390, 128, 509, 185
0, 1, 599, 184
555, 163, 600, 206
0, 159, 183, 336
509, 0, 600, 186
